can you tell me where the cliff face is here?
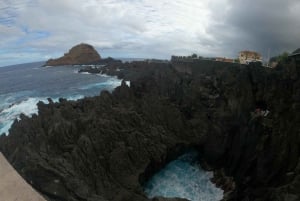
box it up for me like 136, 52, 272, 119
0, 59, 300, 201
171, 60, 300, 200
45, 43, 101, 66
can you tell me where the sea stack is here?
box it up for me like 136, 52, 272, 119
44, 43, 101, 66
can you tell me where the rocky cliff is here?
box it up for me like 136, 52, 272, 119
45, 43, 101, 66
1, 59, 300, 201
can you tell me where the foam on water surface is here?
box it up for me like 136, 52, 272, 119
0, 63, 123, 135
78, 78, 122, 90
144, 150, 223, 201
0, 97, 42, 135
0, 95, 85, 135
79, 72, 91, 75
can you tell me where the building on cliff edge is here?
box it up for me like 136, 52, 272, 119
239, 50, 262, 64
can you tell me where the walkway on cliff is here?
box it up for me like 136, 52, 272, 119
0, 152, 46, 201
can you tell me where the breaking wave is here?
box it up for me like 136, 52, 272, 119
0, 63, 124, 136
79, 78, 122, 90
0, 95, 85, 135
144, 150, 223, 201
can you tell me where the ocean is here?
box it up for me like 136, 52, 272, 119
144, 150, 223, 201
0, 61, 122, 135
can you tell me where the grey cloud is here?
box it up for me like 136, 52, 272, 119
1, 0, 300, 67
209, 0, 300, 58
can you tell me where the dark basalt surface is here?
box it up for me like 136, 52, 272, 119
78, 60, 173, 81
1, 59, 300, 201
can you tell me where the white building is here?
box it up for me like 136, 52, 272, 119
239, 50, 262, 64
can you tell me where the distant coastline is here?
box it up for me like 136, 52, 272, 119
0, 61, 45, 68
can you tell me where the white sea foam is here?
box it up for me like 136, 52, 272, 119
144, 151, 223, 201
96, 73, 110, 77
125, 81, 130, 87
0, 95, 85, 135
79, 72, 91, 75
79, 78, 122, 90
0, 97, 43, 135
65, 94, 84, 101
0, 79, 121, 136
0, 64, 124, 136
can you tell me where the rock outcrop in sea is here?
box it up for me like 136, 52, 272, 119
1, 57, 300, 201
44, 43, 101, 66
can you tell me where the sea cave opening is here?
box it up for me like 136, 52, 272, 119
141, 149, 224, 201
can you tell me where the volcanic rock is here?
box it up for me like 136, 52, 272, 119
1, 59, 300, 201
45, 43, 101, 66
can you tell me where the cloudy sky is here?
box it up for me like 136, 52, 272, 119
1, 0, 300, 66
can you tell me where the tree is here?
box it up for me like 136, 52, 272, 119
270, 52, 289, 63
191, 53, 198, 58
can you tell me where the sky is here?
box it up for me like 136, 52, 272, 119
1, 0, 300, 67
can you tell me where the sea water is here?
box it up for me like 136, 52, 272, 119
144, 150, 223, 201
0, 61, 122, 135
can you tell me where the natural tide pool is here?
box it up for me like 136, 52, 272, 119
143, 150, 223, 201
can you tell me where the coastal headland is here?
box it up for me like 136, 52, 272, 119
1, 44, 300, 201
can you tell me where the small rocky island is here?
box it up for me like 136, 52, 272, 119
44, 43, 101, 66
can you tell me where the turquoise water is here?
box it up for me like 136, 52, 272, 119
144, 150, 223, 201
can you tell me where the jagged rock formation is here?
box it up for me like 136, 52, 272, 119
45, 43, 101, 66
1, 59, 300, 201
